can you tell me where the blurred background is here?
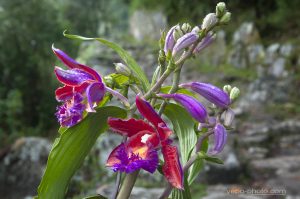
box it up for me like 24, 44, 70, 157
1, 0, 300, 198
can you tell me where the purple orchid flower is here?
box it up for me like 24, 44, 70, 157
158, 93, 207, 123
209, 123, 227, 154
53, 45, 128, 127
172, 32, 199, 56
180, 82, 230, 108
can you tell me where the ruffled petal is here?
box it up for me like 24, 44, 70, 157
54, 67, 94, 86
86, 82, 106, 112
162, 144, 184, 189
157, 123, 173, 143
107, 143, 158, 173
136, 95, 165, 127
127, 131, 160, 150
108, 118, 156, 137
52, 45, 102, 81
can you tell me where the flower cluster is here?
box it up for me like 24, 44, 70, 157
49, 2, 238, 197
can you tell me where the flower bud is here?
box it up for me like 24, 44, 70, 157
202, 13, 218, 30
172, 32, 199, 56
181, 23, 192, 33
181, 82, 230, 108
216, 2, 226, 17
191, 26, 200, 34
114, 63, 131, 76
219, 12, 231, 24
158, 93, 207, 123
173, 25, 184, 40
164, 25, 177, 54
223, 85, 232, 94
193, 32, 215, 54
223, 108, 235, 127
210, 123, 227, 155
230, 87, 240, 101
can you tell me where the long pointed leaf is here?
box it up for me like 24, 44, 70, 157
163, 103, 197, 163
63, 32, 150, 91
37, 106, 127, 199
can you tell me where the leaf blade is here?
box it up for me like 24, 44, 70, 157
37, 106, 127, 199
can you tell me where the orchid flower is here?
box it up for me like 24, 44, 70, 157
53, 46, 128, 127
106, 95, 183, 189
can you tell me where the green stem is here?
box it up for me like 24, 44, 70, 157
116, 170, 139, 199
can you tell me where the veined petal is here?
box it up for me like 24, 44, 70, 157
164, 25, 177, 54
159, 93, 207, 123
157, 123, 173, 143
162, 144, 183, 189
52, 45, 102, 81
172, 32, 199, 56
86, 82, 106, 112
54, 67, 94, 86
181, 82, 230, 108
209, 123, 227, 155
136, 95, 165, 127
108, 118, 156, 137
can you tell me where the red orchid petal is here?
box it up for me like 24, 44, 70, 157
86, 82, 106, 112
136, 95, 165, 127
54, 67, 94, 86
157, 123, 173, 142
52, 45, 102, 81
108, 118, 156, 137
106, 144, 123, 167
126, 131, 160, 150
162, 144, 184, 189
55, 85, 73, 101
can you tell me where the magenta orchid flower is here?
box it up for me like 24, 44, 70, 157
53, 46, 129, 127
106, 95, 183, 189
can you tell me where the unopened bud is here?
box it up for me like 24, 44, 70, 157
202, 13, 218, 30
230, 87, 240, 101
223, 85, 232, 94
115, 63, 131, 76
192, 26, 200, 34
173, 25, 184, 40
219, 12, 231, 24
104, 75, 115, 87
181, 23, 192, 33
223, 108, 235, 127
216, 2, 226, 17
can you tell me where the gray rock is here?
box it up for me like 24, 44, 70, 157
129, 10, 167, 42
0, 137, 51, 199
233, 22, 260, 45
265, 43, 280, 64
247, 44, 265, 65
268, 57, 288, 78
280, 43, 294, 57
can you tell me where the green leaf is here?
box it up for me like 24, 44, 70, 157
160, 86, 197, 97
63, 32, 150, 91
83, 195, 108, 199
171, 172, 192, 199
163, 103, 197, 164
198, 151, 224, 164
37, 106, 127, 199
188, 138, 208, 184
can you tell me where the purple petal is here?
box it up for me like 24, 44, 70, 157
52, 45, 102, 81
210, 123, 227, 154
164, 25, 177, 54
159, 93, 207, 123
55, 93, 85, 127
172, 32, 199, 56
107, 143, 159, 174
181, 82, 230, 108
193, 32, 215, 53
86, 82, 106, 112
54, 67, 94, 86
